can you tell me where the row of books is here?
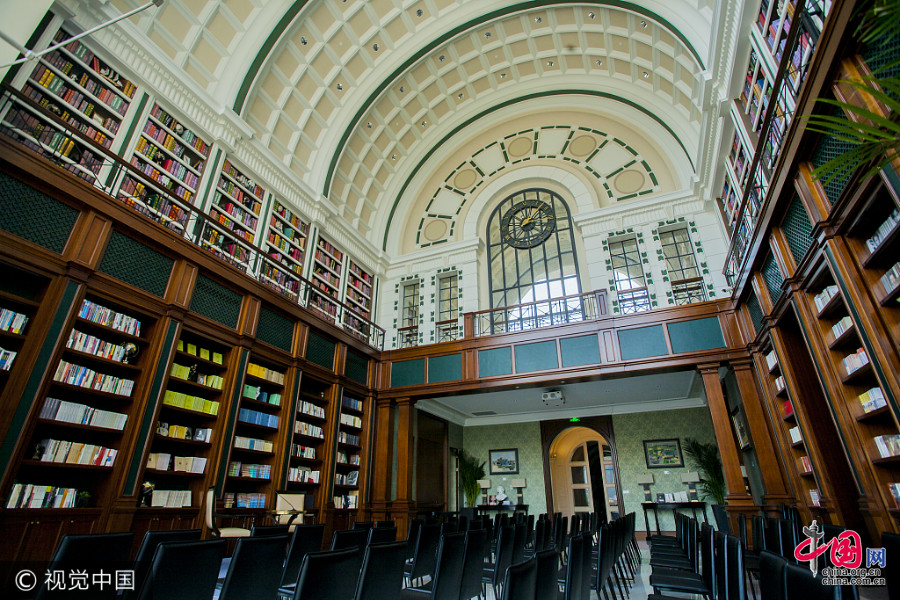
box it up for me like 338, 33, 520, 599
291, 443, 316, 459
67, 329, 128, 362
890, 483, 900, 510
134, 138, 201, 188
783, 400, 794, 418
37, 438, 117, 466
162, 389, 220, 415
335, 493, 358, 509
79, 299, 141, 336
813, 285, 839, 313
841, 348, 869, 376
798, 455, 812, 474
342, 395, 363, 412
53, 359, 135, 396
119, 181, 189, 227
830, 316, 853, 340
336, 451, 360, 465
202, 233, 251, 269
156, 421, 212, 442
149, 104, 209, 156
238, 408, 279, 429
177, 340, 224, 364
41, 397, 126, 430
340, 413, 363, 429
212, 210, 255, 242
169, 363, 224, 389
859, 387, 887, 413
224, 492, 264, 508
0, 307, 29, 334
294, 421, 324, 439
809, 489, 821, 507
865, 209, 899, 254
57, 31, 137, 98
150, 489, 192, 508
334, 471, 359, 486
261, 264, 300, 293
130, 156, 194, 203
874, 434, 900, 459
789, 426, 802, 444
288, 467, 320, 483
149, 453, 206, 473
317, 238, 344, 262
243, 384, 281, 406
234, 436, 273, 453
338, 431, 361, 446
215, 200, 259, 229
313, 252, 342, 279
272, 200, 308, 232
880, 262, 900, 296
267, 232, 305, 261
217, 183, 263, 214
0, 346, 16, 371
774, 375, 785, 393
299, 401, 325, 419
221, 160, 264, 199
141, 120, 193, 161
246, 362, 285, 385
6, 484, 80, 509
228, 461, 271, 479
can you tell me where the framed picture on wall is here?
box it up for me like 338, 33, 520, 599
489, 448, 519, 474
643, 438, 684, 469
732, 413, 751, 450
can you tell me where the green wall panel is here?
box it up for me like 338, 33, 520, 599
478, 347, 512, 377
345, 350, 369, 385
189, 275, 241, 329
514, 341, 558, 372
97, 231, 173, 297
256, 306, 293, 352
306, 331, 335, 370
618, 325, 668, 360
667, 317, 725, 354
0, 172, 78, 253
428, 353, 462, 383
391, 358, 426, 387
560, 335, 601, 368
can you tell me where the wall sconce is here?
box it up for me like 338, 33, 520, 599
682, 471, 701, 501
510, 478, 526, 505
635, 474, 654, 502
477, 479, 491, 505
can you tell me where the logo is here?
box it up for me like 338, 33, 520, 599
793, 521, 886, 587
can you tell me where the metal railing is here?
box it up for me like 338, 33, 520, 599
470, 289, 608, 337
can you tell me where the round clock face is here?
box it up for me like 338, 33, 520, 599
500, 199, 556, 249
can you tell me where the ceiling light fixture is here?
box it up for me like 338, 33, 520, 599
373, 43, 379, 51
416, 9, 423, 17
421, 120, 427, 127
336, 83, 343, 90
366, 122, 372, 129
391, 154, 397, 160
399, 86, 405, 93
500, 73, 506, 78
439, 55, 445, 62
588, 11, 595, 19
457, 92, 464, 99
300, 36, 307, 45
640, 20, 647, 29
535, 16, 543, 23
643, 71, 649, 78
596, 59, 603, 66
547, 60, 554, 67
484, 32, 492, 38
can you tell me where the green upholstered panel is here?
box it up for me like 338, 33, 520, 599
514, 341, 558, 373
560, 335, 601, 368
345, 350, 369, 385
747, 292, 764, 336
618, 325, 668, 360
668, 317, 726, 354
97, 230, 173, 297
428, 353, 462, 383
189, 275, 241, 329
478, 347, 512, 377
391, 358, 425, 387
256, 306, 293, 352
0, 172, 78, 253
306, 330, 335, 370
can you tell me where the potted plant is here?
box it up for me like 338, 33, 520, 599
454, 448, 485, 519
682, 438, 728, 531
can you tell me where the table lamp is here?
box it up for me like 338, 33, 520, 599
477, 479, 491, 505
510, 478, 526, 505
681, 471, 701, 501
635, 474, 654, 501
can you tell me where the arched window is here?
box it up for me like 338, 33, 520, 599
486, 189, 581, 330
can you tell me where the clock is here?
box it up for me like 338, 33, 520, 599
500, 198, 556, 248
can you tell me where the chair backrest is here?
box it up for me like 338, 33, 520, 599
535, 549, 559, 600
293, 548, 362, 600
501, 557, 537, 600
430, 532, 466, 600
785, 562, 840, 599
594, 525, 614, 596
712, 504, 731, 534
331, 528, 369, 555
778, 518, 798, 559
533, 519, 548, 552
765, 518, 783, 557
128, 529, 201, 600
579, 531, 592, 600
251, 524, 291, 537
204, 486, 216, 532
353, 541, 407, 600
368, 526, 397, 545
725, 534, 745, 600
759, 550, 787, 600
353, 521, 374, 530
562, 533, 583, 600
36, 532, 136, 600
408, 522, 441, 581
715, 531, 729, 600
281, 524, 326, 588
751, 515, 766, 552
136, 539, 226, 600
459, 528, 487, 600
491, 525, 517, 589
405, 519, 424, 561
511, 522, 527, 563
699, 523, 717, 595
219, 535, 289, 600
882, 531, 899, 600
375, 520, 396, 529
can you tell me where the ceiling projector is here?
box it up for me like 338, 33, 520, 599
542, 390, 565, 406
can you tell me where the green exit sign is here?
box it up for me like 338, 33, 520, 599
569, 417, 581, 422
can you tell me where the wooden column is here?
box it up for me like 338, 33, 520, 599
731, 358, 792, 509
369, 398, 394, 521
392, 397, 416, 538
698, 363, 755, 525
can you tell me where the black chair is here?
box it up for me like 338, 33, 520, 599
483, 525, 515, 599
405, 522, 441, 586
292, 548, 362, 600
758, 550, 787, 600
251, 524, 291, 537
354, 521, 374, 530
219, 534, 289, 600
126, 529, 201, 600
368, 525, 397, 544
405, 519, 425, 562
512, 522, 527, 564
402, 531, 466, 600
785, 562, 840, 599
712, 504, 731, 534
557, 531, 584, 600
331, 528, 369, 557
535, 549, 559, 600
501, 557, 537, 600
724, 534, 745, 600
279, 523, 326, 595
375, 520, 396, 528
35, 532, 135, 600
353, 541, 407, 600
459, 528, 487, 600
882, 531, 899, 600
649, 522, 715, 598
136, 539, 226, 600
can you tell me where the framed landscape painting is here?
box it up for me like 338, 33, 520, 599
489, 448, 519, 475
643, 438, 684, 469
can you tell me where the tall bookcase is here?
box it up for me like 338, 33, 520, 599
310, 235, 344, 322
333, 389, 365, 510
201, 159, 263, 274
0, 263, 48, 395
344, 260, 374, 340
263, 199, 308, 300
287, 375, 331, 521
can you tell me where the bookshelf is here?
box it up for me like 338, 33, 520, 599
201, 159, 265, 275
7, 295, 151, 514
344, 260, 375, 340
287, 376, 330, 519
334, 389, 365, 510
140, 332, 228, 511
0, 263, 48, 396
263, 199, 308, 300
310, 235, 345, 323
117, 102, 210, 233
223, 357, 285, 510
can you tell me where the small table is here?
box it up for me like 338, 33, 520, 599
476, 504, 528, 517
267, 509, 312, 527
641, 501, 707, 535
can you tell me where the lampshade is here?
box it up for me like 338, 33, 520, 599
477, 479, 492, 489
510, 478, 526, 489
635, 474, 654, 485
681, 472, 701, 484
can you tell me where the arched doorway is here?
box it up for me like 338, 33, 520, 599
548, 426, 618, 522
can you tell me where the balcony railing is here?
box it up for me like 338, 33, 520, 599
469, 290, 608, 337
0, 84, 385, 349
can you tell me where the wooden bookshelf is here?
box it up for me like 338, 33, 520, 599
287, 376, 330, 520
333, 389, 365, 510
309, 235, 345, 323
344, 260, 375, 341
0, 264, 47, 395
262, 199, 307, 300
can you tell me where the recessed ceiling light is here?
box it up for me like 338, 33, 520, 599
373, 43, 379, 51
642, 71, 649, 78
439, 55, 445, 62
336, 83, 343, 90
416, 9, 423, 17
640, 20, 648, 29
596, 59, 603, 66
391, 154, 397, 160
500, 73, 506, 78
547, 60, 554, 67
421, 120, 427, 127
366, 122, 372, 129
457, 92, 464, 99
300, 36, 307, 45
588, 11, 595, 19
535, 16, 542, 23
484, 32, 492, 38
399, 86, 405, 93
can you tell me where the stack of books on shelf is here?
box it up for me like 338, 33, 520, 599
789, 426, 802, 444
890, 483, 900, 509
880, 262, 900, 296
336, 451, 360, 465
0, 347, 17, 370
6, 484, 80, 508
288, 467, 319, 483
798, 455, 813, 474
150, 489, 192, 508
865, 209, 900, 253
243, 383, 281, 405
67, 330, 129, 361
299, 401, 325, 419
342, 396, 363, 411
228, 462, 271, 479
170, 363, 223, 388
54, 360, 135, 396
0, 308, 29, 334
294, 422, 324, 438
224, 492, 265, 508
841, 348, 869, 376
814, 285, 839, 312
765, 351, 778, 371
41, 398, 127, 429
162, 390, 220, 415
156, 422, 211, 442
859, 387, 887, 413
177, 340, 223, 364
146, 452, 172, 470
234, 436, 273, 452
246, 362, 285, 384
830, 316, 853, 340
79, 300, 141, 336
291, 444, 316, 459
775, 376, 786, 393
783, 400, 794, 418
238, 408, 279, 429
874, 434, 900, 459
334, 493, 358, 509
340, 414, 363, 428
37, 439, 117, 466
338, 431, 361, 446
173, 456, 207, 473
809, 489, 821, 507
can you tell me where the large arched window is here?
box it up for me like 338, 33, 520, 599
486, 189, 581, 330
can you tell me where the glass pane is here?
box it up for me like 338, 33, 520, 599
573, 489, 589, 507
571, 446, 585, 462
571, 466, 587, 485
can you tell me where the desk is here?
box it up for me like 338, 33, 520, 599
476, 504, 528, 517
641, 501, 707, 535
